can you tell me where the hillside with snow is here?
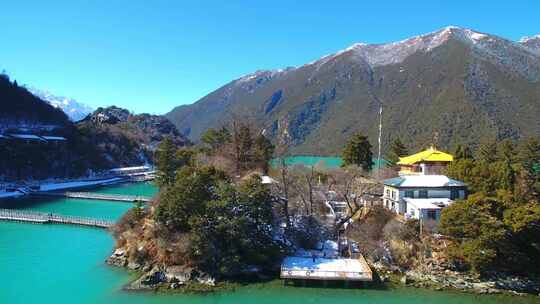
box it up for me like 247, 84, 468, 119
167, 26, 540, 154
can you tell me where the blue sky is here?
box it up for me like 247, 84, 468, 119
1, 1, 539, 114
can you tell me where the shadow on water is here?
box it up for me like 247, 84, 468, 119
0, 195, 60, 209
284, 279, 389, 290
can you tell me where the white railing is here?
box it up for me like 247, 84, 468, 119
280, 267, 372, 280
0, 209, 114, 228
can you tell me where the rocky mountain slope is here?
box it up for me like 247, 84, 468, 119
28, 87, 93, 121
166, 26, 540, 155
77, 106, 189, 165
0, 76, 188, 180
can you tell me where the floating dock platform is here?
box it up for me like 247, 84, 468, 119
280, 254, 372, 282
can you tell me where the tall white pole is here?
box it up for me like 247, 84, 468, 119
377, 105, 383, 180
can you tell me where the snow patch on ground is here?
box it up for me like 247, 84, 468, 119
282, 256, 369, 273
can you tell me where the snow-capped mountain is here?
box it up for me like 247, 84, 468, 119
28, 87, 93, 121
166, 26, 540, 154
520, 35, 540, 53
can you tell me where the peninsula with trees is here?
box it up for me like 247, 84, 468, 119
107, 120, 540, 295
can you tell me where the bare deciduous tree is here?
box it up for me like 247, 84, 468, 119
325, 166, 380, 232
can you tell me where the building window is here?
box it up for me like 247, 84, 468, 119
419, 190, 428, 198
450, 189, 459, 200
391, 191, 395, 199
404, 190, 414, 198
386, 189, 390, 197
427, 210, 437, 220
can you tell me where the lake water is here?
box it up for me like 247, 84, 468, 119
270, 156, 389, 169
0, 182, 538, 304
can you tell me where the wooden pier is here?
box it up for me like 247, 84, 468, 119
280, 254, 372, 282
35, 191, 152, 203
0, 209, 114, 228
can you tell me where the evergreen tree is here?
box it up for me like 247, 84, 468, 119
253, 134, 274, 174
518, 137, 540, 201
341, 132, 373, 171
454, 143, 472, 160
155, 137, 178, 187
476, 141, 498, 163
387, 137, 409, 164
201, 126, 231, 152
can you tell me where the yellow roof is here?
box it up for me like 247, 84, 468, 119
397, 146, 453, 165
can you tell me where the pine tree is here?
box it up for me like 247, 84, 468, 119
387, 137, 409, 164
454, 143, 472, 160
341, 132, 373, 171
253, 134, 274, 174
155, 137, 177, 187
477, 141, 498, 163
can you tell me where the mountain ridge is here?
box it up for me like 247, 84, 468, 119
166, 26, 540, 155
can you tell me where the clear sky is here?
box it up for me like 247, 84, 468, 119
1, 1, 539, 114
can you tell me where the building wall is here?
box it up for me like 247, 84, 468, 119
405, 204, 441, 221
398, 189, 466, 200
383, 185, 466, 215
383, 186, 400, 213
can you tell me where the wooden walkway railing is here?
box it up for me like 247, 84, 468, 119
0, 209, 114, 228
35, 191, 151, 203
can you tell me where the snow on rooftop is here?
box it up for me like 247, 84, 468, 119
38, 178, 123, 191
109, 166, 151, 172
0, 191, 24, 199
384, 175, 465, 188
8, 134, 46, 141
41, 136, 67, 141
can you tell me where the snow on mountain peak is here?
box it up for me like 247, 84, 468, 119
519, 34, 540, 53
27, 87, 93, 121
519, 34, 540, 43
311, 26, 539, 70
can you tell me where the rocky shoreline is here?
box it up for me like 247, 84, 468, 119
107, 248, 216, 291
107, 248, 540, 297
373, 262, 540, 296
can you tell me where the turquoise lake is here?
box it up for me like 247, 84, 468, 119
270, 156, 389, 169
1, 182, 538, 304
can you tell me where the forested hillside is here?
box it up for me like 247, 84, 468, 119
0, 76, 188, 180
167, 27, 540, 155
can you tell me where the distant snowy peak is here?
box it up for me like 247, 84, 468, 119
312, 26, 507, 68
300, 26, 540, 81
230, 26, 540, 88
520, 35, 540, 53
28, 87, 93, 121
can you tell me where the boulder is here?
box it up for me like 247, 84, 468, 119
127, 261, 141, 270
141, 271, 166, 286
164, 265, 192, 283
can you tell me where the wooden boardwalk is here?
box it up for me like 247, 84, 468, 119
0, 209, 114, 228
35, 191, 152, 203
280, 254, 372, 282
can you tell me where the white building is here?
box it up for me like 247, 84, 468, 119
382, 175, 466, 221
